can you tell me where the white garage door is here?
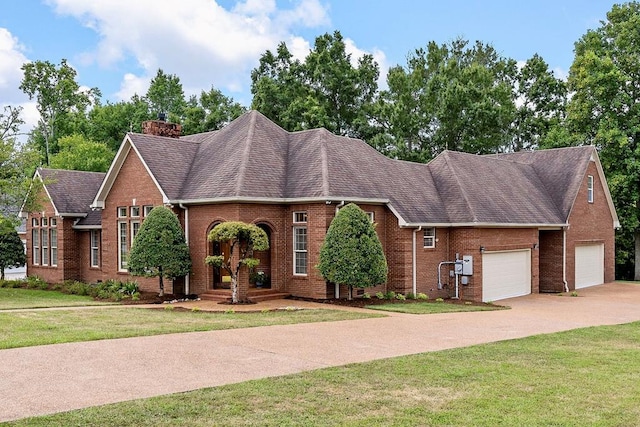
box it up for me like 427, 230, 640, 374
575, 244, 604, 289
482, 250, 531, 302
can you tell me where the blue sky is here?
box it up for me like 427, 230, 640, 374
0, 0, 617, 132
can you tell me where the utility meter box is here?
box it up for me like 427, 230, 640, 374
462, 255, 473, 275
454, 261, 463, 275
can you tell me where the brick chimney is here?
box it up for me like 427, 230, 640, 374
141, 118, 182, 138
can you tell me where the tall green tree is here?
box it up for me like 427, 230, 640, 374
205, 222, 269, 304
0, 230, 26, 280
49, 134, 114, 172
182, 87, 246, 134
511, 54, 568, 151
373, 39, 517, 161
87, 98, 152, 152
20, 59, 100, 165
318, 203, 388, 300
146, 69, 186, 122
128, 206, 192, 297
566, 2, 640, 279
251, 31, 379, 138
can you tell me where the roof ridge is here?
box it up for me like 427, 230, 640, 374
234, 111, 256, 196
320, 130, 330, 197
440, 151, 478, 222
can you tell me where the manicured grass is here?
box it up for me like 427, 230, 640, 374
8, 322, 640, 426
0, 288, 114, 310
365, 301, 506, 314
0, 307, 382, 349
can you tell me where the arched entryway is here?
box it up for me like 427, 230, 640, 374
251, 223, 272, 289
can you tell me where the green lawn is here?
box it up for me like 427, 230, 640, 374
8, 322, 640, 426
0, 288, 114, 310
365, 301, 506, 314
0, 307, 382, 349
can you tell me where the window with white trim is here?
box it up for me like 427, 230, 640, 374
587, 175, 594, 203
131, 220, 140, 247
41, 228, 49, 265
50, 218, 57, 227
366, 212, 374, 223
50, 228, 58, 266
293, 211, 308, 275
117, 207, 127, 218
90, 230, 100, 268
42, 217, 48, 227
32, 228, 40, 265
32, 218, 39, 227
143, 205, 154, 217
118, 221, 128, 271
130, 206, 140, 217
423, 228, 436, 248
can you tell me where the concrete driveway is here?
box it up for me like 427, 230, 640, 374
2, 282, 640, 422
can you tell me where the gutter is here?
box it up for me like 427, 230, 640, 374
179, 203, 190, 295
412, 226, 422, 296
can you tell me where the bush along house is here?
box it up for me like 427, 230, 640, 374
22, 110, 619, 303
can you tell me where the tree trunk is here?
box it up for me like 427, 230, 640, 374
158, 266, 164, 297
634, 232, 640, 281
231, 275, 238, 303
0, 269, 4, 281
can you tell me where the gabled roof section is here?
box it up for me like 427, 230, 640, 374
429, 151, 565, 225
38, 168, 105, 216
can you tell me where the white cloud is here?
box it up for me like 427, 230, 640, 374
46, 0, 332, 100
115, 73, 150, 101
344, 37, 389, 91
0, 28, 30, 104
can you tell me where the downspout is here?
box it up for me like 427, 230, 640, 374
179, 203, 190, 295
562, 227, 569, 293
334, 201, 345, 298
412, 226, 422, 296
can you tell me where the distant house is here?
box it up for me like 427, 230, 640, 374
22, 111, 619, 302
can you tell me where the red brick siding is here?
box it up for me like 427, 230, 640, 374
101, 146, 165, 293
565, 161, 616, 289
539, 230, 564, 292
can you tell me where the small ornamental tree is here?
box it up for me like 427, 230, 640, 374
318, 203, 388, 299
205, 221, 269, 304
128, 206, 191, 297
0, 230, 26, 280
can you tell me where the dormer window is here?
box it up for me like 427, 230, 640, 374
587, 175, 594, 203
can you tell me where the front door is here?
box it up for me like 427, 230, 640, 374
212, 240, 231, 289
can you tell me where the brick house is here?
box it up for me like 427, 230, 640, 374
23, 110, 619, 302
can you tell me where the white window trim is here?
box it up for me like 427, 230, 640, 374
131, 220, 141, 247
293, 226, 308, 275
118, 221, 128, 272
587, 175, 594, 203
293, 211, 308, 224
41, 228, 49, 266
90, 230, 100, 268
117, 207, 127, 218
423, 228, 436, 248
50, 228, 58, 267
130, 206, 140, 218
32, 228, 40, 265
366, 212, 374, 223
143, 205, 154, 217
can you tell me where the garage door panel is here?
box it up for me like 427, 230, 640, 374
482, 250, 531, 302
575, 244, 604, 289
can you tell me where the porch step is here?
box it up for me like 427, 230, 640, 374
200, 288, 290, 303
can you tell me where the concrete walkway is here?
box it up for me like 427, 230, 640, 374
2, 282, 640, 422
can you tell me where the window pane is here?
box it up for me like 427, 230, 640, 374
295, 252, 307, 275
50, 229, 58, 266
119, 222, 128, 270
130, 206, 140, 217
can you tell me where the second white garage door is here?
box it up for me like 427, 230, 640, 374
575, 244, 604, 289
482, 250, 531, 302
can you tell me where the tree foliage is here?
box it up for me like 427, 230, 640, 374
49, 134, 114, 172
205, 221, 269, 303
318, 203, 388, 299
20, 59, 100, 165
251, 31, 379, 138
566, 1, 640, 279
146, 69, 186, 122
128, 206, 192, 296
182, 87, 246, 134
0, 230, 26, 280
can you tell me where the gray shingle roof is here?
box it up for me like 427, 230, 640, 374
39, 168, 106, 216
122, 110, 597, 226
